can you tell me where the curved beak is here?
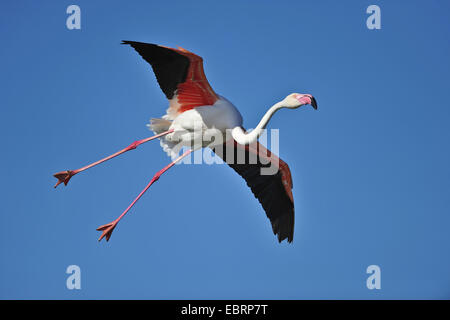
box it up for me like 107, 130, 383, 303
311, 97, 318, 110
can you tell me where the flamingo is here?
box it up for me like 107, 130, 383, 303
53, 41, 317, 243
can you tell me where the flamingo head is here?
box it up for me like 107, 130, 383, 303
283, 93, 318, 110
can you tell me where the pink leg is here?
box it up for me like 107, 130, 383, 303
97, 149, 193, 242
53, 130, 174, 188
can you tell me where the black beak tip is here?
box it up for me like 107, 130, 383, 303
311, 97, 318, 110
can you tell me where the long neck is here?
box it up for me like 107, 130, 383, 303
231, 101, 284, 145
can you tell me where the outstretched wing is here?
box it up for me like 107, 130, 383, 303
213, 139, 295, 243
122, 41, 219, 118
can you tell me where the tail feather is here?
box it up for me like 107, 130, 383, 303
148, 118, 172, 134
147, 118, 180, 160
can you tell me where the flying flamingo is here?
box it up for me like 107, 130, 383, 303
53, 41, 317, 243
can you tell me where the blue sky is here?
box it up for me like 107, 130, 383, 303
1, 0, 449, 299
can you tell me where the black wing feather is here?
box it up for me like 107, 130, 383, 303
213, 142, 295, 243
121, 41, 190, 99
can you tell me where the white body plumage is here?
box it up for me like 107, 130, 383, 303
149, 96, 243, 158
